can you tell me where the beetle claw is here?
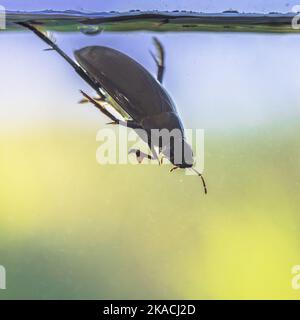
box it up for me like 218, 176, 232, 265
159, 156, 164, 166
106, 121, 118, 125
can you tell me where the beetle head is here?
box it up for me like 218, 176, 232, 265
163, 138, 194, 168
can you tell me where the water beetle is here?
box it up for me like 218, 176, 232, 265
18, 22, 207, 193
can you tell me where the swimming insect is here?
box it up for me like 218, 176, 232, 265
18, 22, 207, 194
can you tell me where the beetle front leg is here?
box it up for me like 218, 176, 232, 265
128, 149, 154, 163
146, 136, 160, 165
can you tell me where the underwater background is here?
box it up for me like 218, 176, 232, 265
1, 0, 300, 299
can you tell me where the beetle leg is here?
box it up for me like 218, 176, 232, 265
80, 90, 119, 122
146, 136, 160, 165
151, 148, 159, 164
149, 37, 165, 84
78, 96, 104, 104
128, 149, 154, 164
159, 156, 165, 165
80, 90, 133, 127
80, 90, 141, 129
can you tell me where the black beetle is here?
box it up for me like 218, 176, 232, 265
18, 22, 207, 194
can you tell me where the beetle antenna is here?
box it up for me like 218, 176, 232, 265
190, 167, 208, 194
170, 166, 179, 173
